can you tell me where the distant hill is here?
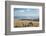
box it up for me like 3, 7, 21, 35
14, 16, 39, 19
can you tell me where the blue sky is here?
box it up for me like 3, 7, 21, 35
14, 8, 39, 17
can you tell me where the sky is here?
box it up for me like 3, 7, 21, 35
14, 8, 39, 17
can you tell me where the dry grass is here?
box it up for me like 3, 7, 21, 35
14, 19, 39, 27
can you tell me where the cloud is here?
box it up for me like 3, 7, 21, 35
14, 8, 39, 17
